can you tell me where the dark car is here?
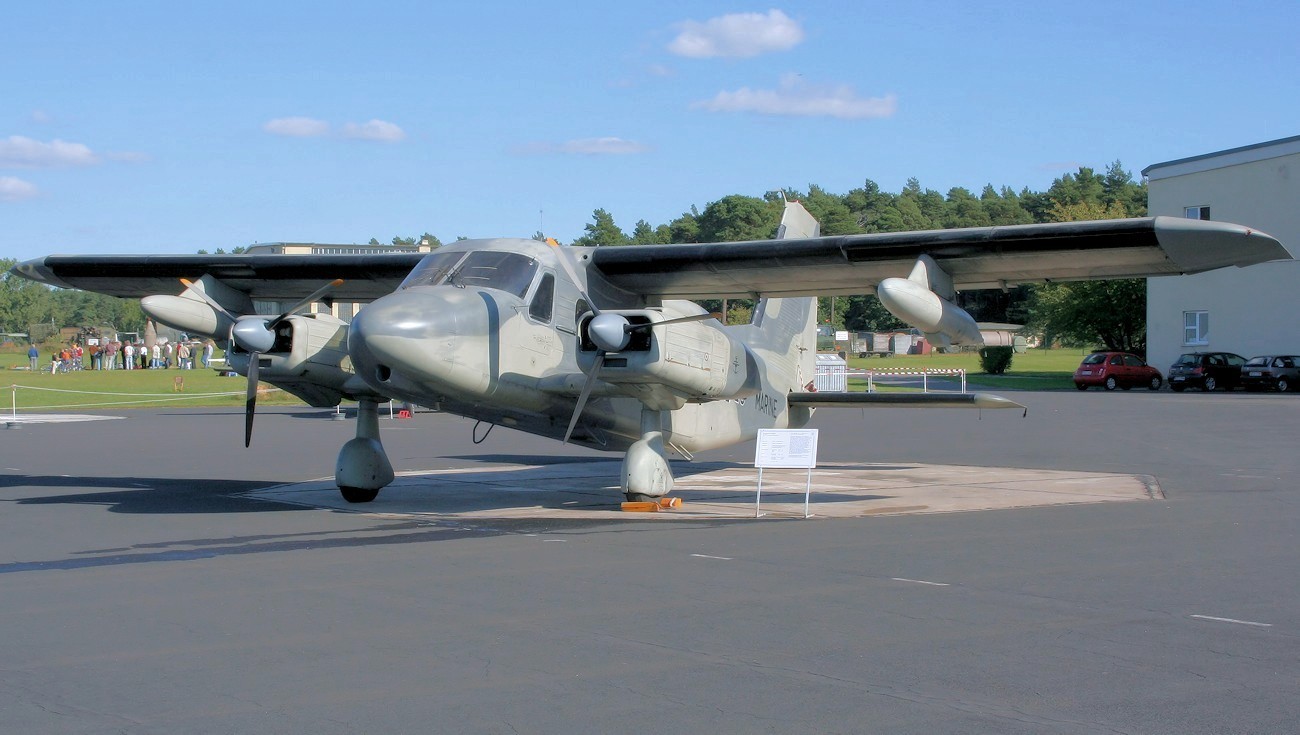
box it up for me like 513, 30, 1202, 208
1240, 355, 1300, 392
1073, 351, 1163, 391
1167, 351, 1246, 392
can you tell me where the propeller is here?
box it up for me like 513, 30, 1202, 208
547, 241, 717, 442
180, 277, 344, 447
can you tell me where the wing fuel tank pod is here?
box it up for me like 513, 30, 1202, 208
877, 255, 982, 348
140, 275, 254, 339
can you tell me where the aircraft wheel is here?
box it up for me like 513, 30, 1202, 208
340, 486, 380, 503
1104, 376, 1117, 391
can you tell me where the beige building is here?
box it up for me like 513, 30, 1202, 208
1143, 135, 1300, 373
244, 239, 436, 321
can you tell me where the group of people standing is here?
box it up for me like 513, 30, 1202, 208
34, 339, 217, 373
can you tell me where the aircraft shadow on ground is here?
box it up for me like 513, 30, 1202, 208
1, 459, 919, 516
0, 475, 307, 514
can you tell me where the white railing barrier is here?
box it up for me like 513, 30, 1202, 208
864, 368, 966, 393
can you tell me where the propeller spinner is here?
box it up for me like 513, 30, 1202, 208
181, 277, 343, 447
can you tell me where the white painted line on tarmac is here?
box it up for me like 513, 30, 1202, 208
1190, 614, 1272, 627
892, 577, 950, 587
691, 554, 733, 560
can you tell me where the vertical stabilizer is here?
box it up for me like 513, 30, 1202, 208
732, 200, 821, 399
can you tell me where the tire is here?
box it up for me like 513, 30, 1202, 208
1104, 376, 1117, 391
1075, 383, 1088, 391
339, 486, 380, 503
1203, 376, 1217, 392
1278, 378, 1291, 393
1149, 376, 1162, 391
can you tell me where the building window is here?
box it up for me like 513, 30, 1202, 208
1183, 310, 1209, 345
1184, 205, 1211, 220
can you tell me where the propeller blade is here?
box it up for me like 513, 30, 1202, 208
244, 351, 260, 448
563, 352, 605, 444
179, 278, 239, 321
625, 311, 722, 333
268, 279, 344, 329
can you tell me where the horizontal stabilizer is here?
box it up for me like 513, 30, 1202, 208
787, 391, 1026, 415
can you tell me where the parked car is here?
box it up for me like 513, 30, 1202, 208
1073, 351, 1163, 391
1167, 351, 1246, 392
1239, 355, 1300, 392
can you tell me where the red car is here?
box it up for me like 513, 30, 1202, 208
1073, 351, 1163, 391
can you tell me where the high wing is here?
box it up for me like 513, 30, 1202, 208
10, 253, 426, 301
589, 216, 1289, 299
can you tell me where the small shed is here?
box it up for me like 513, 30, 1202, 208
814, 353, 848, 392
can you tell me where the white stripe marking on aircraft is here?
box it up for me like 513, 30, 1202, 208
891, 577, 950, 587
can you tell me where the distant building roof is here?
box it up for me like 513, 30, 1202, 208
244, 240, 435, 255
1143, 134, 1300, 181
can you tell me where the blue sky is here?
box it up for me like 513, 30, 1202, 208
3, 1, 1298, 259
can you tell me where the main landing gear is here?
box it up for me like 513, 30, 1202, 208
621, 407, 674, 503
335, 397, 394, 503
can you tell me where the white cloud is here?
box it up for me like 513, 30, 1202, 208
263, 117, 330, 137
30, 110, 52, 124
0, 136, 100, 168
341, 119, 406, 142
516, 137, 651, 156
561, 137, 649, 155
0, 176, 39, 201
694, 75, 898, 119
669, 9, 804, 59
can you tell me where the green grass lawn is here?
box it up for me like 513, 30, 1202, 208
0, 349, 305, 411
846, 348, 1091, 391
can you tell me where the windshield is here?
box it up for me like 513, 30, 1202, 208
1245, 356, 1269, 366
398, 250, 540, 298
1082, 353, 1107, 365
445, 251, 539, 298
400, 251, 467, 290
1174, 354, 1199, 366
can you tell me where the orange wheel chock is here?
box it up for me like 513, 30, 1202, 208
620, 501, 660, 513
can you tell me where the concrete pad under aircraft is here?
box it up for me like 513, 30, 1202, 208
245, 460, 1160, 520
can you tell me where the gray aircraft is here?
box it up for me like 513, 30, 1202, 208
11, 202, 1287, 503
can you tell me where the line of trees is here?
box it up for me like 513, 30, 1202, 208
555, 162, 1149, 353
1, 162, 1148, 353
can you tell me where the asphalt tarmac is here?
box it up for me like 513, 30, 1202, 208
2, 390, 1297, 734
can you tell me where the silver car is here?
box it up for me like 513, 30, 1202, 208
1240, 355, 1300, 392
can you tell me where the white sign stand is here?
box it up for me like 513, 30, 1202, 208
754, 428, 819, 518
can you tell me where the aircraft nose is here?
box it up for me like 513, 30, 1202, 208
348, 287, 491, 396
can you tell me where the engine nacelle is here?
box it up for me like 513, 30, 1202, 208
226, 313, 359, 406
579, 308, 760, 401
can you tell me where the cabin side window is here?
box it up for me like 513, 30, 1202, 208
528, 273, 555, 322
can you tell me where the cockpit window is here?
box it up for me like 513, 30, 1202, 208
398, 250, 539, 298
399, 251, 467, 290
446, 251, 539, 298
